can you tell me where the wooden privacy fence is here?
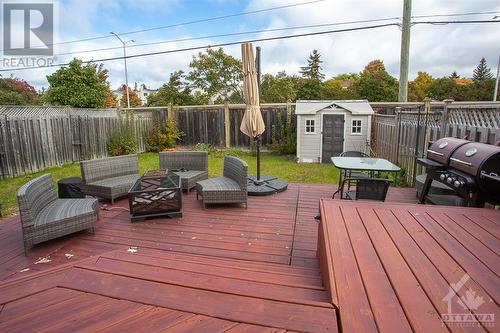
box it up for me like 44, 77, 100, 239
0, 106, 154, 179
372, 101, 500, 186
0, 103, 295, 179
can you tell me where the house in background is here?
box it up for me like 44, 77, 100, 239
295, 100, 374, 163
112, 83, 157, 106
136, 83, 156, 105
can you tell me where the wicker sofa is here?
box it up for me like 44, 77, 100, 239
17, 174, 98, 255
196, 156, 248, 209
80, 154, 140, 204
159, 151, 208, 191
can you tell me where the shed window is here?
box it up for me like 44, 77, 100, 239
351, 119, 362, 134
305, 119, 315, 133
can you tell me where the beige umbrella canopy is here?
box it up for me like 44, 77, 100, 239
240, 42, 265, 138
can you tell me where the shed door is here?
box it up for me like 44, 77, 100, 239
322, 114, 344, 163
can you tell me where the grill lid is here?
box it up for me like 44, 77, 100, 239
426, 137, 470, 166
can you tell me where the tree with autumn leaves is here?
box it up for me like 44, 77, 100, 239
0, 76, 42, 105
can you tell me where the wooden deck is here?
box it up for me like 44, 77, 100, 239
319, 199, 500, 333
0, 183, 497, 332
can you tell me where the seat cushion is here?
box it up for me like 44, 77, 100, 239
88, 174, 139, 192
173, 170, 206, 179
197, 176, 242, 192
35, 198, 98, 227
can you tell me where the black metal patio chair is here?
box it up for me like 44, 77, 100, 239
335, 177, 392, 202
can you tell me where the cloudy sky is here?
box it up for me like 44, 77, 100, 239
1, 0, 499, 90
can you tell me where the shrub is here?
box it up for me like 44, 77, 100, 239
107, 130, 137, 156
107, 113, 138, 156
145, 118, 184, 152
267, 113, 296, 155
193, 143, 217, 154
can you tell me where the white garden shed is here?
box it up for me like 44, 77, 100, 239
296, 100, 374, 163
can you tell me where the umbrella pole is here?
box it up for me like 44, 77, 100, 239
256, 135, 261, 181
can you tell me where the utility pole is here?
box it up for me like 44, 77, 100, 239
398, 0, 412, 102
110, 32, 134, 108
494, 53, 500, 101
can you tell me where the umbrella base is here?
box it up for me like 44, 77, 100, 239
247, 175, 288, 196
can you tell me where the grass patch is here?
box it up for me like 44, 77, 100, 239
0, 152, 339, 216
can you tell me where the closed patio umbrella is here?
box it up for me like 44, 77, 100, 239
240, 43, 265, 139
240, 43, 287, 195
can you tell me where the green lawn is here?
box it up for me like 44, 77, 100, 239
0, 152, 339, 216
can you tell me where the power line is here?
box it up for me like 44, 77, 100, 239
23, 0, 325, 49
1, 20, 498, 73
50, 10, 500, 58
53, 16, 401, 57
412, 10, 500, 19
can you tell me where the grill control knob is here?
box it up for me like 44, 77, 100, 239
440, 174, 447, 181
454, 180, 461, 188
447, 177, 454, 184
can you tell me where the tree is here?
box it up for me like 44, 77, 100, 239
408, 71, 433, 101
299, 50, 325, 80
323, 73, 360, 100
260, 71, 298, 103
46, 59, 110, 108
428, 77, 469, 101
0, 76, 42, 105
148, 71, 208, 106
354, 60, 398, 102
104, 89, 117, 107
472, 57, 493, 81
296, 78, 323, 100
187, 48, 243, 103
118, 84, 142, 107
449, 71, 460, 80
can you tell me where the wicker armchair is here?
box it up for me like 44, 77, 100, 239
159, 151, 208, 191
196, 156, 248, 209
17, 174, 98, 255
80, 154, 140, 204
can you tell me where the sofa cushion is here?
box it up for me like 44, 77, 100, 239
88, 174, 139, 192
35, 198, 98, 227
197, 176, 242, 192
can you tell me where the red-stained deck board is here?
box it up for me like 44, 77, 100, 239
60, 267, 337, 332
377, 207, 499, 329
339, 205, 413, 332
0, 287, 80, 321
357, 207, 448, 333
407, 208, 500, 303
77, 257, 331, 305
98, 251, 323, 289
319, 200, 500, 333
97, 308, 195, 333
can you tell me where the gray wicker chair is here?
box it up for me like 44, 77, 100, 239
17, 174, 99, 255
80, 154, 140, 204
196, 156, 248, 209
159, 151, 208, 191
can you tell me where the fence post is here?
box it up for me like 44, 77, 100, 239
440, 99, 453, 138
395, 107, 402, 164
224, 102, 230, 148
286, 99, 292, 125
167, 103, 174, 121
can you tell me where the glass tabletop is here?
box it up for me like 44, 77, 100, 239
331, 157, 401, 172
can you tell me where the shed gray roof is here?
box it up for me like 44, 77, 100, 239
295, 100, 374, 115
